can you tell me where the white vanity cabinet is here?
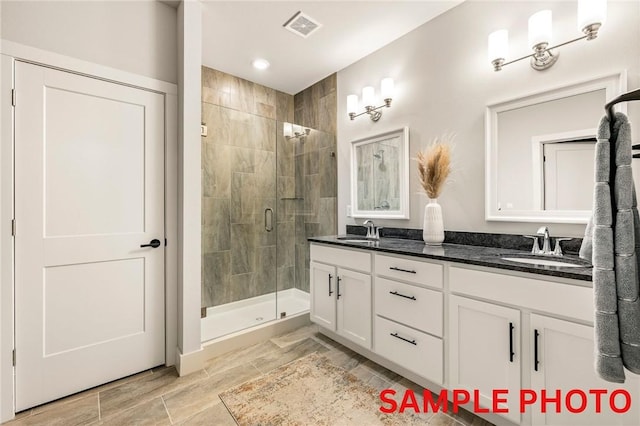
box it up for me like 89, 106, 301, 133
449, 266, 640, 426
373, 254, 444, 384
310, 244, 372, 349
449, 295, 522, 424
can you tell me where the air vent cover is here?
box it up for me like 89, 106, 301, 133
283, 11, 322, 38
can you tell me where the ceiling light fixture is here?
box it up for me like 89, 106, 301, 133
252, 59, 270, 70
488, 0, 606, 72
347, 78, 394, 122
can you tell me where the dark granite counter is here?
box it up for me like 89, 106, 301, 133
308, 235, 592, 282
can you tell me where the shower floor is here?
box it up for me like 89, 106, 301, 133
201, 288, 310, 342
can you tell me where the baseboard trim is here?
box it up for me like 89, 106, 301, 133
175, 346, 205, 376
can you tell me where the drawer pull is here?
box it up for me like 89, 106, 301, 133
390, 332, 417, 346
389, 266, 417, 274
389, 290, 417, 301
328, 274, 333, 296
534, 329, 540, 371
509, 322, 515, 363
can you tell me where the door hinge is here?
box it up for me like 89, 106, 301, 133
12, 349, 15, 366
11, 89, 16, 107
11, 219, 15, 237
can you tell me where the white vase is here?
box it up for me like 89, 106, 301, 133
423, 198, 444, 245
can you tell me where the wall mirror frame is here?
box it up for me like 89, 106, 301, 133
485, 71, 627, 224
350, 127, 410, 219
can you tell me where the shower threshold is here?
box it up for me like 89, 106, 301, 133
201, 288, 310, 342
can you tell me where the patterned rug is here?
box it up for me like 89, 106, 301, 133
218, 352, 427, 425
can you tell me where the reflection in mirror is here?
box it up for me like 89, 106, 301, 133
486, 73, 625, 223
351, 127, 409, 219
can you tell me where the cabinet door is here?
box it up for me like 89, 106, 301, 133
530, 314, 640, 426
449, 295, 521, 424
310, 262, 336, 331
337, 268, 372, 349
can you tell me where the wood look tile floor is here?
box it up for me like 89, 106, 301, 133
6, 324, 494, 426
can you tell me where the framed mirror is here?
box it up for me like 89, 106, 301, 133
485, 72, 626, 223
350, 127, 409, 219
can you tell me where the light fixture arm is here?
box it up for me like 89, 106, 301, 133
349, 98, 392, 122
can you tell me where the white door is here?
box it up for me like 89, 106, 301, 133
310, 262, 337, 331
449, 295, 521, 424
336, 268, 371, 349
14, 61, 165, 410
543, 141, 595, 210
530, 314, 640, 426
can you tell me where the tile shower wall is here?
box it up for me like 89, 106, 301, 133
201, 67, 337, 307
201, 66, 294, 308
293, 74, 338, 293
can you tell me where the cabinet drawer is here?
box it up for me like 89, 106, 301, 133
375, 277, 443, 336
375, 254, 442, 288
375, 316, 443, 384
449, 266, 593, 322
310, 244, 371, 273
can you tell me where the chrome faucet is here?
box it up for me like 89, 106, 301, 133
537, 226, 551, 255
363, 220, 381, 240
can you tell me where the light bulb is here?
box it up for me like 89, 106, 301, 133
528, 10, 552, 48
362, 86, 375, 107
488, 29, 509, 61
381, 78, 394, 100
347, 95, 358, 115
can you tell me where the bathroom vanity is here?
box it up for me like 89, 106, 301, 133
309, 236, 640, 426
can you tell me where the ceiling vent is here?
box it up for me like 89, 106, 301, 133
283, 11, 322, 38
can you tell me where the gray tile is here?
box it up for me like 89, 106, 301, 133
177, 400, 236, 426
270, 324, 319, 348
230, 223, 256, 275
253, 246, 277, 296
237, 77, 255, 115
205, 340, 281, 376
202, 251, 231, 307
162, 364, 262, 423
319, 147, 337, 198
250, 337, 328, 374
255, 150, 276, 195
252, 115, 276, 152
276, 220, 295, 267
8, 394, 98, 426
229, 272, 255, 302
97, 397, 169, 426
99, 367, 207, 419
277, 265, 295, 292
202, 142, 230, 198
230, 146, 256, 174
318, 92, 337, 135
202, 198, 230, 253
276, 91, 294, 122
318, 197, 337, 236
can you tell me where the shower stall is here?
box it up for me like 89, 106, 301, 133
200, 99, 337, 342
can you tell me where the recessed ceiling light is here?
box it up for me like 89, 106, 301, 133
252, 59, 270, 70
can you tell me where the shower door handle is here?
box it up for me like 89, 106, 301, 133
264, 208, 274, 232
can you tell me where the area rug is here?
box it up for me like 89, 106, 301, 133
218, 352, 428, 425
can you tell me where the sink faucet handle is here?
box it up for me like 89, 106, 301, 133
552, 237, 572, 256
374, 226, 383, 239
523, 235, 542, 254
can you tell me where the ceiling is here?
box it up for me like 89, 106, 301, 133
201, 1, 462, 95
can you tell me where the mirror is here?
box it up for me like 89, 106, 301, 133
351, 127, 409, 219
485, 72, 626, 223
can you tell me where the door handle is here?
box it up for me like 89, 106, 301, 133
328, 274, 333, 296
336, 276, 342, 300
140, 239, 161, 248
534, 329, 540, 371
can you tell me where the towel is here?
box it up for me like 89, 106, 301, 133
580, 112, 640, 382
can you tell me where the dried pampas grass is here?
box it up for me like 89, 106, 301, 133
417, 137, 452, 199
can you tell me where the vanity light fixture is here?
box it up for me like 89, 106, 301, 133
347, 78, 394, 122
488, 0, 606, 72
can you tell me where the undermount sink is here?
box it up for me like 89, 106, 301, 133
336, 236, 377, 243
500, 256, 589, 268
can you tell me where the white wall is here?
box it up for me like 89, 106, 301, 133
1, 1, 177, 84
338, 0, 640, 238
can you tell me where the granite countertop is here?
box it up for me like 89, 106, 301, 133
308, 235, 593, 282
